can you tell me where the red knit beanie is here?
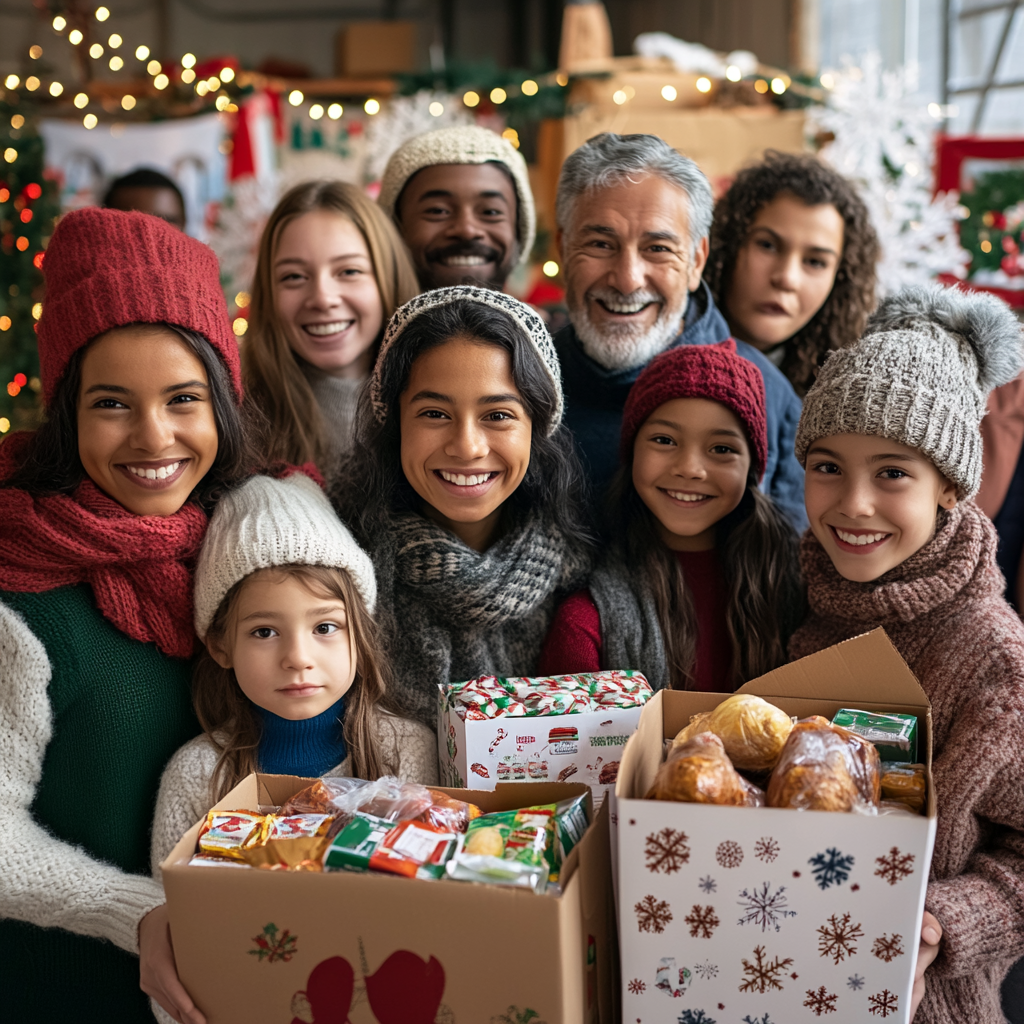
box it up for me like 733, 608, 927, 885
620, 340, 768, 478
36, 207, 242, 406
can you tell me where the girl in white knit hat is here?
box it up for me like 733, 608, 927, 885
789, 285, 1024, 1024
150, 470, 437, 880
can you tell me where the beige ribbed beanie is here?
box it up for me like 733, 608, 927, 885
795, 284, 1024, 499
194, 472, 376, 638
378, 125, 536, 263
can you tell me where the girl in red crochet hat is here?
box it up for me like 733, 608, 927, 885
0, 207, 257, 1023
539, 339, 802, 691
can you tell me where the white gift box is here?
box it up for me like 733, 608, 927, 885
616, 630, 936, 1024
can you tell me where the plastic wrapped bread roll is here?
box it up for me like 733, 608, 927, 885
767, 716, 881, 812
671, 693, 794, 772
646, 732, 765, 806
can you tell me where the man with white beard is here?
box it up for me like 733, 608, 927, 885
553, 132, 806, 528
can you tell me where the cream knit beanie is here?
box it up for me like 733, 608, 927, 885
796, 284, 1024, 499
378, 125, 536, 264
194, 472, 376, 638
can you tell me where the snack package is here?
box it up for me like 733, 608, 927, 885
766, 716, 881, 813
647, 732, 765, 806
197, 811, 272, 861
267, 813, 334, 841
548, 793, 590, 885
447, 805, 555, 893
369, 819, 458, 880
243, 836, 330, 871
832, 708, 919, 762
323, 813, 395, 872
880, 762, 927, 814
188, 854, 250, 868
279, 777, 371, 816
419, 789, 481, 833
671, 693, 794, 772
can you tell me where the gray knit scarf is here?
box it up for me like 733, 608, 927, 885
375, 510, 591, 725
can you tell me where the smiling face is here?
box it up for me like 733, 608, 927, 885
399, 336, 532, 552
560, 174, 707, 372
210, 569, 357, 721
804, 433, 958, 582
273, 210, 385, 379
77, 325, 219, 516
396, 163, 519, 290
632, 397, 752, 551
724, 194, 844, 352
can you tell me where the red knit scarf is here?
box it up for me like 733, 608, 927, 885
0, 436, 207, 659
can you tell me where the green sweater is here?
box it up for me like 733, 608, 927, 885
0, 584, 199, 1020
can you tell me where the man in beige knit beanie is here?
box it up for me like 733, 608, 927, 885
378, 125, 536, 292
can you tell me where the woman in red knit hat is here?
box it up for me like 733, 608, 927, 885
539, 339, 802, 691
0, 208, 257, 1022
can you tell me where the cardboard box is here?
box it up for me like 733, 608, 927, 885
163, 776, 615, 1023
335, 21, 416, 78
615, 629, 936, 1024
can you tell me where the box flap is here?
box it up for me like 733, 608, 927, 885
737, 628, 930, 709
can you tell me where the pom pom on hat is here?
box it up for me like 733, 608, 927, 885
193, 472, 377, 639
378, 125, 536, 265
619, 340, 768, 478
36, 207, 242, 406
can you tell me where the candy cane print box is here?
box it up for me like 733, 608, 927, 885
615, 629, 937, 1024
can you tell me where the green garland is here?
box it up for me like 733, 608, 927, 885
958, 168, 1024, 280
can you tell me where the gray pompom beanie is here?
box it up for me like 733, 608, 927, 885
194, 472, 377, 638
795, 284, 1024, 499
378, 125, 536, 264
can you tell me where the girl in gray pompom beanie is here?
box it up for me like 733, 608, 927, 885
789, 284, 1024, 1024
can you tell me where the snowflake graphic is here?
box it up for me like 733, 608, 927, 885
716, 840, 743, 868
803, 986, 839, 1016
685, 904, 721, 938
678, 1012, 716, 1024
872, 933, 905, 963
628, 978, 646, 995
737, 882, 797, 933
868, 989, 899, 1017
847, 974, 865, 991
698, 875, 717, 894
694, 960, 719, 981
809, 848, 855, 890
248, 922, 298, 963
741, 1016, 774, 1024
738, 945, 794, 993
874, 846, 915, 886
645, 827, 691, 873
635, 894, 673, 934
817, 912, 863, 964
754, 836, 780, 863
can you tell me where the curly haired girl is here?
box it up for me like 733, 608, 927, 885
705, 150, 880, 394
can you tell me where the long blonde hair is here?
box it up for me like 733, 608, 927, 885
193, 564, 401, 801
243, 180, 419, 468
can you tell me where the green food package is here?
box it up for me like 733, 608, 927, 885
832, 708, 918, 762
549, 793, 590, 884
323, 812, 394, 872
447, 804, 555, 893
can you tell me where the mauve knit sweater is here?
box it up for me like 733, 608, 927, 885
789, 501, 1024, 1024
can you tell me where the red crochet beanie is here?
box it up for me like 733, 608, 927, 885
620, 340, 768, 478
36, 207, 242, 406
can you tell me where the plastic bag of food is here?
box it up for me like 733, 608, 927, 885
369, 819, 459, 880
767, 715, 881, 812
880, 762, 926, 814
446, 805, 555, 893
279, 777, 371, 816
647, 732, 764, 806
671, 693, 794, 772
419, 789, 481, 833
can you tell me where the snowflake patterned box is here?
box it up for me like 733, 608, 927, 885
615, 629, 936, 1024
437, 671, 652, 806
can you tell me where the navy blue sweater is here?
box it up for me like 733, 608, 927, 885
553, 281, 807, 530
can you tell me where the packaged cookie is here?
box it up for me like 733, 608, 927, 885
879, 762, 927, 814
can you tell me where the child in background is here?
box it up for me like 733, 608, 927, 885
705, 151, 880, 395
789, 285, 1024, 1022
243, 181, 419, 484
151, 471, 437, 874
337, 286, 592, 725
539, 341, 802, 691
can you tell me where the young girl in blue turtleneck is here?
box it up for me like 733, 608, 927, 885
150, 472, 438, 876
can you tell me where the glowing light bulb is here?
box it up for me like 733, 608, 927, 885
95, 6, 110, 21
182, 53, 196, 68
428, 101, 443, 116
726, 65, 742, 82
121, 94, 135, 109
3, 148, 16, 163
136, 45, 150, 60
555, 72, 568, 86
153, 73, 168, 90
108, 33, 121, 48
661, 84, 677, 101
10, 114, 24, 128
74, 91, 89, 108
613, 89, 627, 105
232, 317, 248, 336
83, 113, 98, 128
327, 103, 343, 119
521, 79, 538, 96
25, 76, 40, 91
4, 75, 19, 89
89, 43, 103, 58
147, 59, 161, 75
109, 55, 123, 70
501, 127, 519, 148
364, 97, 380, 115
696, 77, 712, 93
181, 68, 195, 83
754, 79, 768, 94
309, 103, 324, 119
771, 77, 786, 94
52, 15, 67, 30
820, 73, 835, 90
234, 291, 251, 308
195, 81, 209, 97
220, 66, 234, 82
49, 81, 63, 96
207, 76, 220, 90
542, 260, 559, 277
463, 90, 479, 107
288, 89, 304, 106
29, 45, 43, 59
69, 29, 83, 45
490, 87, 507, 104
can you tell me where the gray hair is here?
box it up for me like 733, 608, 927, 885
555, 133, 714, 255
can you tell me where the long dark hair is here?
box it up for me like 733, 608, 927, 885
3, 324, 262, 510
193, 564, 401, 802
705, 151, 880, 395
607, 461, 803, 689
336, 300, 591, 545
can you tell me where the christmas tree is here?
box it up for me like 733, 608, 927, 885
0, 93, 61, 434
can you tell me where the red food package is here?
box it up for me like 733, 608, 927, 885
369, 819, 457, 879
